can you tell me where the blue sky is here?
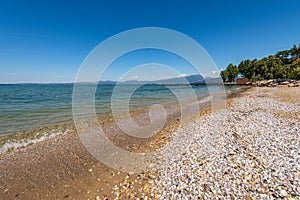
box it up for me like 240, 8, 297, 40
1, 0, 300, 83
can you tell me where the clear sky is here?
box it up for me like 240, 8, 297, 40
1, 0, 300, 83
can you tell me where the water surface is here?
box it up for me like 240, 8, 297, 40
0, 83, 232, 136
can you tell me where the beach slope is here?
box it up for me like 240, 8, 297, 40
0, 87, 299, 199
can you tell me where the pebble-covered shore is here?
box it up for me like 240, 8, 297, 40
1, 87, 299, 199
149, 87, 300, 199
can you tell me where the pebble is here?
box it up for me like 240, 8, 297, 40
110, 88, 300, 199
149, 87, 300, 199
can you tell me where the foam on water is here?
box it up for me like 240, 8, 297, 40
0, 84, 240, 153
0, 129, 69, 154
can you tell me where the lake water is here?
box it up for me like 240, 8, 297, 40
0, 83, 233, 136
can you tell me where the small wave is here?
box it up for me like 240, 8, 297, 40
0, 130, 69, 154
198, 96, 212, 103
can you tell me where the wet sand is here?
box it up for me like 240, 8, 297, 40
0, 87, 250, 199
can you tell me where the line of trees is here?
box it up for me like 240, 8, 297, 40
221, 44, 300, 83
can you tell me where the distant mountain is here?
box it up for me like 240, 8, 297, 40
98, 74, 222, 85
98, 80, 117, 85
151, 74, 204, 84
200, 77, 223, 84
119, 80, 150, 85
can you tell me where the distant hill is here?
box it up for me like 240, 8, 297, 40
153, 74, 204, 84
98, 80, 117, 85
98, 74, 222, 85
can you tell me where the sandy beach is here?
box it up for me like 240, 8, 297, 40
0, 86, 299, 199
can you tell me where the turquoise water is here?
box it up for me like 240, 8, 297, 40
0, 83, 230, 135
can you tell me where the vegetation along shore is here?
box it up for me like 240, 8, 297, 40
221, 44, 300, 83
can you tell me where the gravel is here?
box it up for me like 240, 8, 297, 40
151, 88, 300, 199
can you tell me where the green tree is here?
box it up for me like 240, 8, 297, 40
226, 64, 238, 82
266, 55, 285, 79
290, 44, 300, 61
231, 44, 300, 82
253, 59, 268, 80
276, 49, 290, 65
220, 70, 228, 83
290, 67, 300, 79
238, 59, 254, 80
289, 58, 300, 79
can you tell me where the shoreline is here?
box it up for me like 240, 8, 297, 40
0, 86, 251, 199
0, 86, 248, 154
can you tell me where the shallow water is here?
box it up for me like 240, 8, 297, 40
0, 83, 234, 136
